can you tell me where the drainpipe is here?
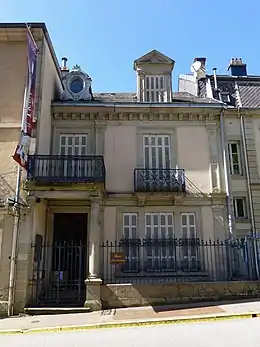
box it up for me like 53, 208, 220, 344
213, 67, 233, 238
220, 108, 233, 238
235, 82, 259, 278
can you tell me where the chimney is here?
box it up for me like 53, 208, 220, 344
61, 57, 69, 77
193, 57, 206, 79
228, 58, 247, 76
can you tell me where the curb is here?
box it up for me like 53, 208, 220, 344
0, 312, 259, 336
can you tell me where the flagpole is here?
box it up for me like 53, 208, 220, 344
8, 23, 35, 317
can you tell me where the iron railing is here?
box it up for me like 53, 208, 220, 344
134, 168, 186, 193
27, 155, 105, 184
101, 238, 255, 284
28, 241, 87, 307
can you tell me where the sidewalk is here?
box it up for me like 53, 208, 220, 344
1, 299, 260, 335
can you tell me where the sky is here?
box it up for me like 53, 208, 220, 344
0, 0, 260, 92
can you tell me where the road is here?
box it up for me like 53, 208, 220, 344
0, 318, 259, 346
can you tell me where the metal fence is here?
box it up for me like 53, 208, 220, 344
100, 238, 257, 284
28, 241, 87, 307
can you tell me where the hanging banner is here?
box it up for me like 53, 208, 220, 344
13, 30, 38, 169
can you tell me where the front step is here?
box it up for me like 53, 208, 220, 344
24, 307, 90, 316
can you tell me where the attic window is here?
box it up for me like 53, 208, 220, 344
145, 76, 165, 102
220, 92, 231, 104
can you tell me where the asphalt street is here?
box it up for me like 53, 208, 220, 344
0, 317, 259, 347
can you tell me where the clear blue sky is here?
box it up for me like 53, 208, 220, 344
1, 0, 259, 92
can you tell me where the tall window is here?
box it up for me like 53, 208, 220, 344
143, 135, 170, 168
233, 198, 247, 218
145, 76, 165, 102
228, 141, 242, 175
122, 213, 138, 239
59, 134, 88, 178
122, 213, 139, 272
145, 213, 175, 271
180, 213, 198, 271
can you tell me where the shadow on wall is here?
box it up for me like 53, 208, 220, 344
100, 281, 260, 311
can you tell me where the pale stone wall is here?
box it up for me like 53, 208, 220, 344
101, 281, 260, 309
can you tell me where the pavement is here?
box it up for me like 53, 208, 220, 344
1, 299, 260, 335
1, 317, 260, 347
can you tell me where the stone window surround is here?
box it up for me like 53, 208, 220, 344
51, 122, 105, 156
116, 206, 202, 240
136, 126, 177, 168
232, 193, 249, 221
227, 135, 244, 178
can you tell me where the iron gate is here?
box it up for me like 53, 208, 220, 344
29, 238, 87, 307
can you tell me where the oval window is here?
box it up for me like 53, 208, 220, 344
70, 78, 84, 93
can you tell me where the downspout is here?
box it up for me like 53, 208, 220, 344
212, 67, 233, 238
235, 82, 259, 278
220, 108, 233, 238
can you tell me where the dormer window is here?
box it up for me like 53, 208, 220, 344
220, 92, 231, 104
134, 50, 175, 103
145, 75, 165, 102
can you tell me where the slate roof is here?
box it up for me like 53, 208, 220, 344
54, 91, 221, 105
198, 76, 260, 108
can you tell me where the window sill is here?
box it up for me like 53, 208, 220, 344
235, 218, 250, 223
231, 174, 244, 180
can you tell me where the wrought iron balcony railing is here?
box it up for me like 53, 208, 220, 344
27, 155, 106, 184
134, 168, 185, 193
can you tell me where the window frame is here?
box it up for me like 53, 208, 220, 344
220, 92, 231, 104
143, 134, 171, 169
233, 198, 247, 219
228, 141, 242, 175
145, 75, 166, 102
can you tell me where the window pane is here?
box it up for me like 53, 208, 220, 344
157, 136, 162, 146
151, 77, 154, 89
153, 214, 159, 226
144, 136, 149, 146
151, 137, 156, 146
146, 91, 150, 102
189, 214, 195, 225
236, 199, 245, 217
167, 214, 173, 225
68, 137, 73, 146
82, 136, 86, 145
155, 77, 159, 89
61, 136, 66, 146
151, 91, 154, 102
124, 215, 130, 226
164, 136, 169, 146
146, 77, 150, 89
75, 137, 79, 145
146, 214, 151, 225
160, 77, 164, 89
181, 214, 187, 226
132, 214, 137, 226
160, 214, 166, 225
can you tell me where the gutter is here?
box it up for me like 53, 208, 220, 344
219, 107, 233, 238
51, 101, 224, 108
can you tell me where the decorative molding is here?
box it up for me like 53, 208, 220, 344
61, 65, 92, 101
52, 112, 219, 122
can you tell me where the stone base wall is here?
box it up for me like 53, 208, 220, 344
0, 288, 8, 317
101, 282, 260, 309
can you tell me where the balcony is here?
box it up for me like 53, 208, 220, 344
134, 168, 185, 193
27, 155, 105, 185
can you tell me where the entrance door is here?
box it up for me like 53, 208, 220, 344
59, 134, 88, 179
34, 213, 88, 307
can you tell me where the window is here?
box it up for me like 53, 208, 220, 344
121, 213, 139, 272
143, 135, 170, 168
180, 213, 198, 271
145, 75, 165, 102
145, 213, 174, 239
122, 213, 138, 239
59, 134, 88, 178
59, 134, 87, 155
220, 92, 231, 104
228, 141, 242, 175
145, 213, 175, 271
181, 213, 196, 239
233, 198, 247, 218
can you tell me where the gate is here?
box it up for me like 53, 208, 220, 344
29, 238, 87, 307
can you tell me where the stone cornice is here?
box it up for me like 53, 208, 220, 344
52, 111, 220, 122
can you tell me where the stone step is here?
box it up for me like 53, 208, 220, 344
24, 306, 90, 316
